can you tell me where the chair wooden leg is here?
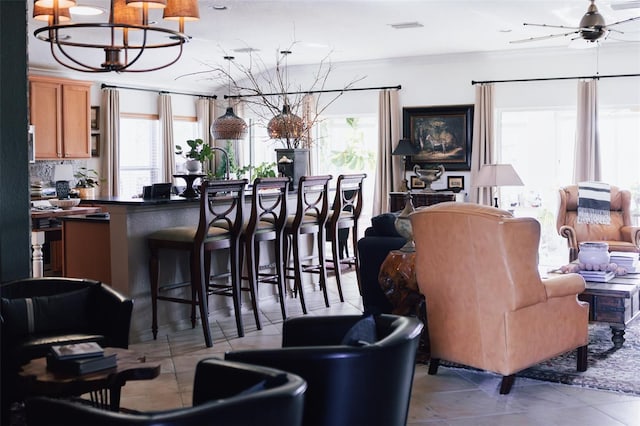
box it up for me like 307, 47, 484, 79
149, 247, 159, 340
316, 230, 330, 308
428, 358, 440, 375
331, 227, 345, 303
351, 223, 362, 295
230, 243, 244, 337
292, 233, 307, 314
246, 238, 261, 330
193, 247, 213, 347
577, 344, 588, 372
274, 236, 288, 321
499, 375, 516, 394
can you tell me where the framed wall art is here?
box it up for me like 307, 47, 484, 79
91, 134, 100, 157
403, 105, 474, 171
91, 106, 100, 130
410, 175, 425, 189
447, 175, 465, 192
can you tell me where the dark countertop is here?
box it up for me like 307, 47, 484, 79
80, 196, 199, 206
60, 213, 111, 222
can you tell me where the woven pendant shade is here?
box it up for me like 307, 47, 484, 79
268, 105, 304, 140
211, 107, 248, 140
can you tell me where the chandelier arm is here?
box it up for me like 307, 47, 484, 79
50, 32, 111, 72
123, 43, 185, 73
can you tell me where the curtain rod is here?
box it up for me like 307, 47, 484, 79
100, 83, 217, 99
224, 84, 401, 99
472, 73, 640, 85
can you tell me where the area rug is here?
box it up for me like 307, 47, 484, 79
441, 322, 640, 395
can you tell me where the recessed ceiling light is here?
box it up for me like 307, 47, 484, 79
69, 5, 104, 16
499, 29, 512, 33
211, 5, 228, 11
389, 22, 424, 30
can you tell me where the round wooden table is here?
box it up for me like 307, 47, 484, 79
18, 347, 161, 411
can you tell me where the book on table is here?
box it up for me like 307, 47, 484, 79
578, 270, 616, 282
48, 342, 116, 375
46, 352, 117, 375
50, 342, 104, 360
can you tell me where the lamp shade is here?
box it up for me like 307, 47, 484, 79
268, 105, 304, 140
126, 0, 167, 8
35, 0, 76, 8
474, 164, 524, 187
392, 139, 419, 156
33, 4, 72, 21
111, 0, 143, 25
211, 107, 248, 140
53, 164, 75, 182
163, 0, 200, 21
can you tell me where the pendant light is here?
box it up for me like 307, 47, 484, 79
267, 50, 304, 144
211, 56, 248, 140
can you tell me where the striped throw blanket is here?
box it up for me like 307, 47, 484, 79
577, 182, 611, 224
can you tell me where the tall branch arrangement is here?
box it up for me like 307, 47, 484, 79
195, 45, 364, 149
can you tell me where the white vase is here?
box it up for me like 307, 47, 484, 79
578, 242, 610, 267
185, 159, 202, 174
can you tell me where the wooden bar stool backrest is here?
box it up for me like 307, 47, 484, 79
197, 179, 248, 250
291, 175, 333, 232
246, 177, 290, 237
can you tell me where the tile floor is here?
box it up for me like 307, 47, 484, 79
121, 270, 640, 425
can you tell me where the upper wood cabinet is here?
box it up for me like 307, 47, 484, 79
29, 75, 92, 159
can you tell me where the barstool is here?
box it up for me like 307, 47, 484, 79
148, 179, 247, 347
240, 177, 290, 329
283, 175, 332, 313
326, 173, 366, 300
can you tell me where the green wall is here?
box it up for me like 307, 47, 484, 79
0, 0, 31, 281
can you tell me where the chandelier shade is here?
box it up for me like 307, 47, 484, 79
163, 0, 199, 32
268, 105, 304, 141
32, 0, 197, 73
211, 107, 248, 140
33, 4, 71, 21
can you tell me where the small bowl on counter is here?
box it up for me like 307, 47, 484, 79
49, 198, 81, 210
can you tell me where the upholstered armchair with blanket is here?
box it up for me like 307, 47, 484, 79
411, 202, 589, 394
557, 183, 640, 262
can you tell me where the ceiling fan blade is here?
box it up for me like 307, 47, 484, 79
510, 31, 579, 44
523, 22, 580, 30
606, 15, 640, 27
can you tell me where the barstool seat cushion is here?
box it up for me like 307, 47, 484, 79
148, 226, 230, 243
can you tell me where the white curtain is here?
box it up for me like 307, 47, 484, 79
573, 79, 601, 183
196, 97, 216, 173
102, 88, 120, 196
159, 93, 175, 183
373, 89, 401, 215
302, 94, 316, 175
470, 83, 495, 205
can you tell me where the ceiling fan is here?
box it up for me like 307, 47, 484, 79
511, 0, 640, 45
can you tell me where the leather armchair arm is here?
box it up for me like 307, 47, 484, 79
89, 284, 133, 349
282, 315, 366, 347
558, 225, 578, 249
542, 274, 585, 299
620, 225, 640, 247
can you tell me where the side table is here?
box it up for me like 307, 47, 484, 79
174, 174, 205, 198
18, 347, 161, 411
378, 249, 430, 362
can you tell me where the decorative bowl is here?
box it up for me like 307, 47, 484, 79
49, 198, 81, 210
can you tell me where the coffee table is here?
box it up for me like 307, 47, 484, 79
18, 347, 161, 411
577, 272, 640, 349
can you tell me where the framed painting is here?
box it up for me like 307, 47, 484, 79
410, 175, 425, 189
447, 175, 465, 192
403, 105, 474, 171
91, 106, 100, 130
91, 134, 100, 157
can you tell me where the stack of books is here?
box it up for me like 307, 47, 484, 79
610, 251, 639, 273
578, 269, 616, 283
47, 342, 117, 375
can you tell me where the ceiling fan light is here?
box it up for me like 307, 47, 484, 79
211, 107, 248, 140
268, 105, 304, 140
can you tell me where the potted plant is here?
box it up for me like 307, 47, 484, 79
175, 138, 213, 174
74, 167, 100, 199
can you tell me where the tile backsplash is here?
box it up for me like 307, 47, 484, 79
29, 160, 89, 185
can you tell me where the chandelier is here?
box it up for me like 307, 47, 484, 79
211, 56, 248, 140
267, 50, 304, 142
32, 0, 199, 73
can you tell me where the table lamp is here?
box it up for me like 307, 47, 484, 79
53, 164, 75, 199
474, 164, 524, 208
392, 139, 420, 191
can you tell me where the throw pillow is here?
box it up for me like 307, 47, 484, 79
371, 213, 402, 237
340, 314, 378, 346
1, 288, 91, 339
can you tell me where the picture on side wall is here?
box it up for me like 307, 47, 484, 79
91, 134, 100, 157
410, 175, 426, 189
403, 105, 474, 171
447, 175, 465, 192
91, 107, 100, 130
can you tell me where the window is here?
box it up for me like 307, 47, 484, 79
173, 116, 198, 174
497, 106, 640, 266
119, 114, 160, 199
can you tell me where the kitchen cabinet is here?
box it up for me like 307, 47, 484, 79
62, 214, 111, 284
29, 75, 92, 159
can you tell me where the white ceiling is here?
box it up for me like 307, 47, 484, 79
27, 0, 640, 91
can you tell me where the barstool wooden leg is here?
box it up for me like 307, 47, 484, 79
274, 235, 288, 320
316, 229, 330, 308
292, 233, 308, 314
330, 227, 345, 303
149, 247, 159, 340
246, 237, 262, 330
193, 246, 213, 347
230, 243, 244, 337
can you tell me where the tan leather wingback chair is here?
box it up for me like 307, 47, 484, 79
557, 184, 640, 262
411, 202, 589, 394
